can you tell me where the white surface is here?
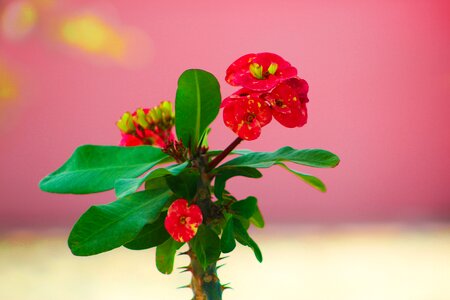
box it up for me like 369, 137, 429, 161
1, 225, 449, 300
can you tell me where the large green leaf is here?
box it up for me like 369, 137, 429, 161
277, 162, 327, 192
115, 162, 189, 198
166, 169, 200, 200
249, 206, 265, 229
233, 218, 263, 263
40, 145, 168, 194
222, 147, 340, 169
230, 196, 257, 219
220, 218, 236, 253
175, 69, 221, 151
124, 212, 170, 250
213, 167, 262, 201
144, 177, 169, 191
191, 225, 221, 269
68, 188, 171, 256
156, 238, 184, 274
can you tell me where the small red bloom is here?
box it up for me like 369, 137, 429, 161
135, 127, 171, 148
225, 53, 297, 92
222, 89, 272, 140
119, 133, 144, 146
117, 101, 175, 148
265, 77, 309, 128
164, 199, 203, 243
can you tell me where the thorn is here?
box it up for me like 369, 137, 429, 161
177, 265, 193, 273
179, 268, 192, 274
177, 265, 192, 270
178, 250, 191, 256
177, 284, 192, 289
221, 283, 232, 291
217, 256, 229, 261
216, 264, 226, 270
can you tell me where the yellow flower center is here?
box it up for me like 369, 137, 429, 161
249, 62, 278, 80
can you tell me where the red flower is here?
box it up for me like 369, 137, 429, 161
135, 127, 171, 148
164, 199, 203, 243
222, 89, 272, 140
225, 53, 297, 92
117, 101, 175, 148
265, 77, 309, 128
119, 133, 145, 146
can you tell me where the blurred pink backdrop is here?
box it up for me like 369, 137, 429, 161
0, 0, 449, 228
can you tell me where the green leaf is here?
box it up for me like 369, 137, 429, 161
277, 162, 327, 192
166, 169, 200, 200
221, 218, 236, 253
213, 167, 262, 201
40, 145, 168, 194
191, 225, 221, 269
156, 238, 184, 274
115, 162, 189, 198
175, 69, 221, 151
124, 212, 170, 250
208, 149, 254, 157
233, 218, 263, 262
250, 206, 265, 228
199, 128, 211, 148
230, 196, 257, 219
145, 176, 168, 191
222, 147, 340, 169
68, 188, 171, 256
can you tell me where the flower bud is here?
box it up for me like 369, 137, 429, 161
117, 112, 135, 134
149, 107, 162, 123
159, 101, 173, 115
158, 101, 175, 129
135, 108, 149, 128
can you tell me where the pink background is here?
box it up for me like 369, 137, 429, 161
0, 0, 449, 228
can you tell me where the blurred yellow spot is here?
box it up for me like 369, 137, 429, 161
59, 14, 126, 61
0, 64, 18, 101
1, 1, 38, 40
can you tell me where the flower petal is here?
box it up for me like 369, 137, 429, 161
222, 91, 272, 140
225, 52, 297, 91
119, 134, 144, 146
267, 77, 309, 128
165, 199, 203, 243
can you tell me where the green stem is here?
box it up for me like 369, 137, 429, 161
188, 249, 223, 300
189, 151, 223, 299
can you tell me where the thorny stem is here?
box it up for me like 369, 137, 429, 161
207, 137, 242, 171
188, 151, 223, 299
187, 137, 243, 299
187, 248, 223, 300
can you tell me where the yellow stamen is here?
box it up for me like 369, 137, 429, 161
267, 62, 278, 75
249, 63, 264, 79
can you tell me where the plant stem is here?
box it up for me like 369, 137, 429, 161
208, 137, 242, 171
188, 249, 223, 300
190, 153, 223, 299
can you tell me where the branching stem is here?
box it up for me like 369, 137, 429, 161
207, 137, 242, 171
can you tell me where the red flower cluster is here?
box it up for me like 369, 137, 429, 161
117, 101, 175, 147
223, 53, 309, 140
164, 199, 203, 243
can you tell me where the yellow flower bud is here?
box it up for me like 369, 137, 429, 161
117, 112, 135, 134
136, 108, 149, 128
